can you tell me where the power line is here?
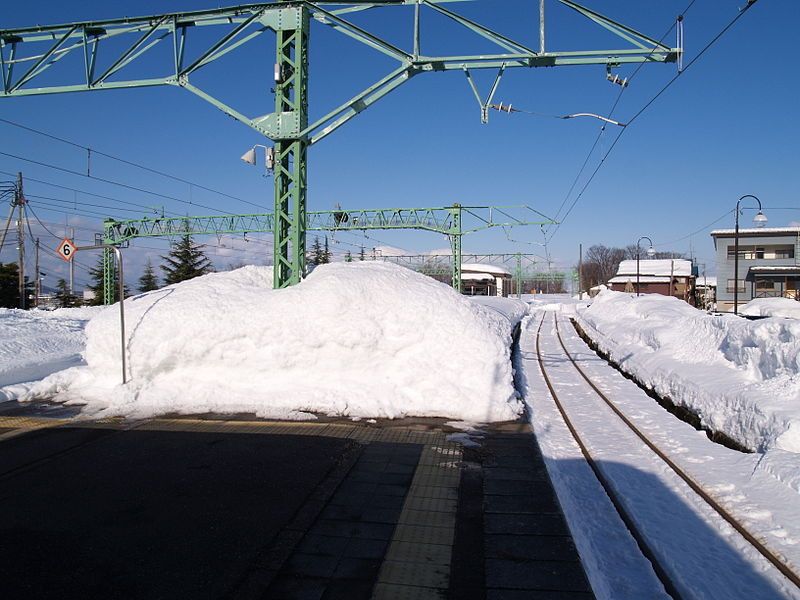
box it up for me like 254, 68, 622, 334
654, 209, 734, 247
546, 0, 757, 243
0, 116, 272, 211
546, 3, 698, 232
27, 194, 156, 216
0, 150, 242, 216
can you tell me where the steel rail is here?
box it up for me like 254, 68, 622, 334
541, 312, 800, 592
534, 312, 681, 600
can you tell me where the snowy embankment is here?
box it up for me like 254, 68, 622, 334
741, 297, 800, 319
466, 296, 528, 327
0, 306, 103, 401
26, 263, 523, 422
574, 290, 800, 455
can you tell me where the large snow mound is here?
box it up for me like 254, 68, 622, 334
575, 290, 800, 453
0, 306, 104, 400
26, 263, 523, 422
741, 298, 800, 319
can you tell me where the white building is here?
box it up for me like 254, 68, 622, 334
461, 263, 512, 297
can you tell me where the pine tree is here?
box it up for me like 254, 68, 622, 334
137, 258, 160, 292
0, 262, 33, 308
344, 250, 353, 263
161, 234, 213, 285
322, 236, 331, 264
309, 236, 323, 267
55, 278, 78, 308
358, 246, 366, 261
87, 255, 130, 305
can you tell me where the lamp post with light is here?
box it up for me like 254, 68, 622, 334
636, 236, 656, 297
733, 195, 767, 315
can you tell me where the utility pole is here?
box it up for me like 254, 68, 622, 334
16, 172, 26, 309
578, 243, 583, 299
69, 227, 75, 295
34, 237, 40, 308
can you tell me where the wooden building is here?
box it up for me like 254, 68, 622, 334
608, 259, 696, 304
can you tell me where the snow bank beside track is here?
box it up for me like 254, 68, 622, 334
26, 263, 523, 422
574, 290, 800, 454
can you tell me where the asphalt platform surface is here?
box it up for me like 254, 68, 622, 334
0, 404, 593, 599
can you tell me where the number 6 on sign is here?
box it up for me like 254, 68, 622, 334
57, 238, 76, 262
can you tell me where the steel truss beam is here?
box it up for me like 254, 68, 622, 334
102, 204, 554, 291
376, 252, 569, 298
2, 1, 677, 296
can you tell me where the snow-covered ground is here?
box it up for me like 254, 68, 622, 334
22, 263, 523, 422
519, 309, 800, 599
466, 296, 528, 326
0, 306, 103, 401
742, 297, 800, 319
574, 290, 800, 455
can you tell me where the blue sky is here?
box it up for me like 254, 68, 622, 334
1, 0, 797, 290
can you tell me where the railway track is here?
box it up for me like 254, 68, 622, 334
533, 310, 800, 600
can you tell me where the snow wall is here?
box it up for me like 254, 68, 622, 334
576, 290, 800, 453
28, 263, 523, 422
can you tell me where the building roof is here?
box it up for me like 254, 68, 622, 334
461, 273, 494, 282
609, 275, 672, 284
461, 263, 511, 276
749, 266, 800, 274
615, 259, 693, 278
696, 275, 717, 288
710, 226, 800, 237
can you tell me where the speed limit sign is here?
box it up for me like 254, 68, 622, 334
56, 238, 77, 262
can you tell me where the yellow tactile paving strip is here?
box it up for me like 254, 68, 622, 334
374, 443, 463, 599
0, 416, 71, 441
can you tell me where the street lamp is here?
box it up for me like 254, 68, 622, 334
733, 194, 767, 315
636, 236, 656, 297
240, 144, 274, 174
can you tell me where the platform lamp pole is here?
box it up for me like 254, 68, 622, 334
733, 195, 767, 315
636, 236, 656, 297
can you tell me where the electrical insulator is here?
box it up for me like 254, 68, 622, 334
606, 73, 628, 88
273, 63, 282, 84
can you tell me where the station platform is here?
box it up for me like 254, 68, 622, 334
0, 402, 593, 599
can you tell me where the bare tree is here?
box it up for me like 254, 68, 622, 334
583, 245, 625, 288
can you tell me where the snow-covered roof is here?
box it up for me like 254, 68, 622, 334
696, 276, 717, 288
615, 259, 693, 278
609, 275, 671, 284
461, 273, 494, 282
461, 263, 511, 276
710, 226, 800, 237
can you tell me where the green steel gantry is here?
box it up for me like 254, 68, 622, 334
374, 252, 564, 297
0, 1, 679, 300
102, 204, 554, 292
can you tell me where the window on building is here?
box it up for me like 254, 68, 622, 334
727, 244, 796, 260
755, 279, 775, 290
726, 279, 746, 293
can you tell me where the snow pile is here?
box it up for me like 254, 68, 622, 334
26, 263, 523, 422
575, 290, 800, 453
0, 306, 104, 401
467, 296, 528, 326
741, 297, 800, 319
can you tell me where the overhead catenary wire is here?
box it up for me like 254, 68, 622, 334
546, 0, 758, 243
0, 168, 185, 217
544, 0, 698, 233
0, 116, 272, 211
0, 149, 242, 216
